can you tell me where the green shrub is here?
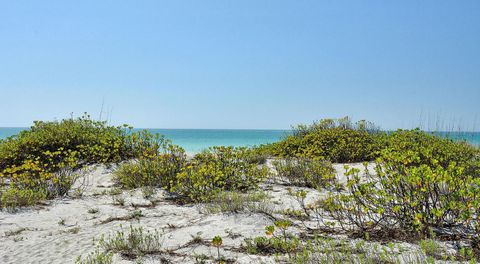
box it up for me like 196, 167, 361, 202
113, 141, 186, 189
201, 190, 272, 214
321, 130, 480, 243
381, 129, 480, 170
75, 249, 113, 264
290, 237, 425, 264
173, 146, 269, 203
244, 221, 300, 255
0, 187, 47, 209
99, 225, 163, 259
0, 115, 134, 172
239, 146, 269, 164
419, 239, 444, 259
245, 226, 429, 263
244, 236, 301, 255
269, 117, 384, 163
272, 157, 335, 188
0, 114, 173, 209
0, 163, 83, 209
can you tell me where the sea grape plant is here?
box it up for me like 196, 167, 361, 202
268, 117, 384, 163
320, 130, 480, 244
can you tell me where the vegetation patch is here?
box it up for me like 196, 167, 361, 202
319, 130, 480, 255
99, 225, 164, 259
172, 146, 269, 203
244, 220, 300, 256
0, 114, 163, 209
272, 157, 335, 188
113, 139, 186, 189
75, 249, 113, 264
100, 210, 144, 224
266, 117, 384, 163
201, 190, 273, 215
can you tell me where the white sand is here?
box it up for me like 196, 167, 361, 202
0, 163, 443, 264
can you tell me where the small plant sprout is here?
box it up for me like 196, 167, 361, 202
88, 207, 99, 214
265, 225, 275, 236
112, 195, 125, 206
274, 220, 292, 243
293, 189, 311, 217
129, 209, 143, 220
212, 235, 223, 263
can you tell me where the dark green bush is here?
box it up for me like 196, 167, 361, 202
272, 157, 335, 188
381, 129, 480, 170
268, 117, 384, 163
321, 130, 480, 243
0, 115, 136, 172
173, 146, 269, 202
113, 140, 186, 189
238, 146, 269, 165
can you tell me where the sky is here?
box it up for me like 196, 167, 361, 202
0, 1, 479, 130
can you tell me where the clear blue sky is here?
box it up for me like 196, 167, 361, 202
1, 1, 479, 130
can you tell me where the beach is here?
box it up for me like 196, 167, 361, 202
1, 162, 436, 264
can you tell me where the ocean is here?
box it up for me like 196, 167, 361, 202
0, 127, 479, 153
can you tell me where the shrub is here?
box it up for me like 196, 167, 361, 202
0, 114, 134, 172
246, 227, 433, 263
244, 236, 301, 255
239, 146, 269, 164
272, 157, 335, 188
113, 140, 186, 189
269, 117, 384, 163
244, 221, 300, 256
99, 225, 163, 259
201, 190, 272, 215
0, 114, 171, 209
75, 249, 113, 264
290, 237, 426, 264
381, 129, 480, 170
173, 146, 269, 203
419, 239, 444, 260
0, 187, 47, 210
0, 163, 83, 209
320, 130, 480, 244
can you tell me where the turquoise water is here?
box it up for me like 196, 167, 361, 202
430, 131, 480, 146
0, 128, 25, 140
145, 129, 289, 153
1, 127, 479, 153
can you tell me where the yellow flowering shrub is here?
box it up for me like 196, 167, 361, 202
113, 140, 186, 189
173, 146, 269, 202
0, 114, 164, 209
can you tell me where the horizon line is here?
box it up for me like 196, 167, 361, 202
2, 126, 480, 133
